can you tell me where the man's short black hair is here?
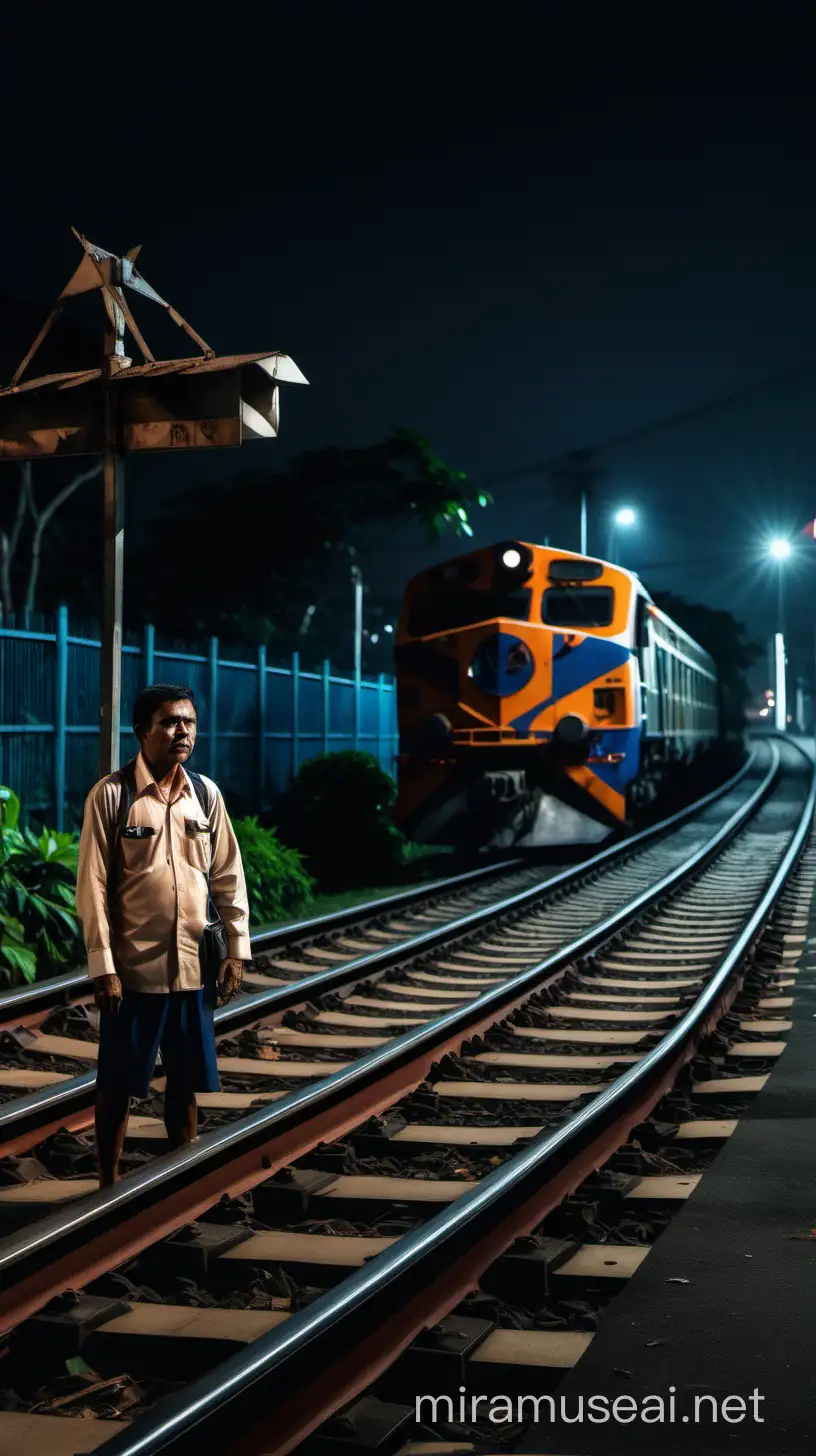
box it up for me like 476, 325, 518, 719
133, 684, 198, 739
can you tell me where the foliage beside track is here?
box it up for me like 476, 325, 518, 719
0, 787, 83, 986
0, 785, 318, 987
231, 817, 315, 924
276, 751, 409, 889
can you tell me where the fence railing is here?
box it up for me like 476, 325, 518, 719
0, 608, 398, 830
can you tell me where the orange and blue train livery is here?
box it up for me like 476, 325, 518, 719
394, 540, 718, 847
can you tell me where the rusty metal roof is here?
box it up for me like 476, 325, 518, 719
0, 351, 307, 397
0, 369, 102, 396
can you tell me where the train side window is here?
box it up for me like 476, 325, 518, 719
654, 642, 665, 735
635, 598, 650, 654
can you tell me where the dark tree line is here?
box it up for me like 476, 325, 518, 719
651, 590, 760, 735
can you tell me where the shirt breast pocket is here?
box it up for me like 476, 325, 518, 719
120, 825, 156, 873
184, 819, 212, 873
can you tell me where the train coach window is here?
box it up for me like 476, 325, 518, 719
542, 587, 614, 628
408, 588, 532, 637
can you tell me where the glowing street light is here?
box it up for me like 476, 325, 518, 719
608, 506, 638, 564
615, 506, 637, 528
763, 544, 792, 732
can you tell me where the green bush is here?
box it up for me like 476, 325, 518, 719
0, 787, 84, 985
275, 751, 407, 889
232, 816, 315, 925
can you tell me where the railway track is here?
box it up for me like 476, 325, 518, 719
0, 853, 537, 1032
0, 763, 751, 1160
0, 737, 810, 1456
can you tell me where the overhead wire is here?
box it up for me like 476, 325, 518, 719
473, 357, 816, 492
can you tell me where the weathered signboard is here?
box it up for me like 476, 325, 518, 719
0, 352, 301, 459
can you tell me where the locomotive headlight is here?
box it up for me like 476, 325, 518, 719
502, 548, 522, 569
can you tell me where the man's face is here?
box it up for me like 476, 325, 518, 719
140, 699, 197, 768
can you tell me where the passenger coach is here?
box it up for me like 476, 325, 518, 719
394, 541, 719, 846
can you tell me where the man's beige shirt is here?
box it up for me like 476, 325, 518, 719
76, 752, 251, 993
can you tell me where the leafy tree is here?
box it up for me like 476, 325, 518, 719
0, 460, 102, 619
231, 817, 315, 924
651, 592, 760, 735
129, 430, 490, 651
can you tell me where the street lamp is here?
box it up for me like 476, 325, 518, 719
767, 539, 792, 731
767, 538, 792, 635
608, 506, 637, 564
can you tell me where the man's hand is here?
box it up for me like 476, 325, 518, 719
94, 973, 123, 1014
217, 957, 243, 1007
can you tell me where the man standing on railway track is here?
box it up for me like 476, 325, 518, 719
76, 684, 251, 1187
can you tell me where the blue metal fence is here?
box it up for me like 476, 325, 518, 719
0, 609, 398, 830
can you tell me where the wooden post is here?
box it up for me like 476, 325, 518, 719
98, 270, 127, 780
98, 442, 124, 777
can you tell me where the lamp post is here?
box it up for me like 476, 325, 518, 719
608, 506, 637, 564
351, 564, 363, 747
768, 538, 791, 732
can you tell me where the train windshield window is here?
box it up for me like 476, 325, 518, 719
542, 587, 614, 628
408, 589, 532, 636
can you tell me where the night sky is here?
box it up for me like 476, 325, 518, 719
6, 2, 816, 694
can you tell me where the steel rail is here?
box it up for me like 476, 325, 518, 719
86, 738, 815, 1456
0, 744, 778, 1330
0, 854, 525, 1019
0, 751, 760, 1148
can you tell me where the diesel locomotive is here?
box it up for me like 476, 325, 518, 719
394, 540, 719, 847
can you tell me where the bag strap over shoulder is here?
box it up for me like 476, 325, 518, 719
186, 771, 219, 922
107, 757, 139, 903
186, 770, 213, 823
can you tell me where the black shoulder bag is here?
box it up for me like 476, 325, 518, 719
112, 760, 228, 993
186, 769, 230, 992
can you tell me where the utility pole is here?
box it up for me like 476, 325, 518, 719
774, 633, 787, 732
351, 563, 363, 749
548, 451, 603, 557
774, 556, 787, 735
352, 563, 363, 682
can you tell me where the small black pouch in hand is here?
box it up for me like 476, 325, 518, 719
200, 903, 229, 987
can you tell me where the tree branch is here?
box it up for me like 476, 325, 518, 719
24, 462, 102, 617
1, 464, 33, 618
